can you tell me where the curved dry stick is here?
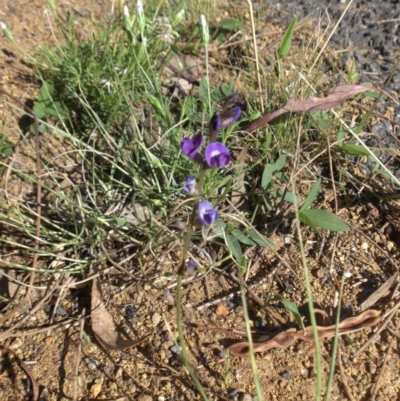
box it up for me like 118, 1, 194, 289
229, 310, 381, 357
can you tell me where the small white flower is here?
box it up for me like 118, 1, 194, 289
136, 1, 143, 13
114, 67, 128, 75
199, 15, 209, 44
100, 79, 112, 93
343, 271, 352, 278
142, 37, 148, 45
0, 21, 15, 42
123, 5, 130, 16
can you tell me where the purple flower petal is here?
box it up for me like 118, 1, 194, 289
209, 111, 221, 132
181, 133, 203, 159
198, 200, 218, 225
205, 142, 231, 168
220, 106, 241, 129
187, 259, 198, 272
184, 175, 196, 194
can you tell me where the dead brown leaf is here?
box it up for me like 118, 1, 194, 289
245, 84, 376, 133
229, 310, 381, 357
91, 277, 138, 350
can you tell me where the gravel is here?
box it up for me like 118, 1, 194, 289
268, 0, 400, 177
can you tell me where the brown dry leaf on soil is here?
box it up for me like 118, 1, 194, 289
245, 84, 377, 133
229, 309, 381, 357
91, 277, 139, 350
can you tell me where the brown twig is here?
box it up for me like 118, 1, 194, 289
337, 346, 355, 401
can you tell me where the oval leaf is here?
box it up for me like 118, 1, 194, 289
300, 178, 321, 212
217, 19, 243, 30
273, 154, 286, 172
341, 144, 371, 156
261, 164, 274, 189
299, 209, 349, 232
226, 234, 243, 263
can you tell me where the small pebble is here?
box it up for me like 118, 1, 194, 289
85, 357, 100, 371
152, 312, 161, 326
170, 345, 182, 355
125, 305, 137, 318
219, 349, 227, 359
240, 393, 253, 401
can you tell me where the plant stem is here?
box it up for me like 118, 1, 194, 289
175, 168, 208, 400
325, 273, 345, 400
292, 184, 322, 400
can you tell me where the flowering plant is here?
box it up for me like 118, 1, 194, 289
180, 100, 241, 233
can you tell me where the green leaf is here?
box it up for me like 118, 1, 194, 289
278, 16, 298, 58
248, 231, 274, 248
341, 144, 371, 156
210, 81, 234, 102
37, 81, 54, 103
360, 90, 381, 99
300, 178, 321, 212
337, 128, 345, 147
261, 163, 274, 189
273, 154, 286, 172
45, 101, 69, 117
33, 103, 47, 119
231, 229, 255, 246
299, 209, 349, 232
217, 19, 243, 30
271, 189, 299, 204
226, 234, 243, 263
199, 77, 209, 100
279, 296, 304, 330
311, 110, 331, 130
109, 217, 129, 227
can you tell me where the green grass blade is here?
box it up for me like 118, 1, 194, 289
278, 16, 298, 58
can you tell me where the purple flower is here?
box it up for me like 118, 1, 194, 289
184, 175, 196, 194
187, 259, 198, 273
220, 106, 241, 129
198, 200, 218, 225
205, 142, 231, 168
210, 111, 221, 132
181, 133, 203, 159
